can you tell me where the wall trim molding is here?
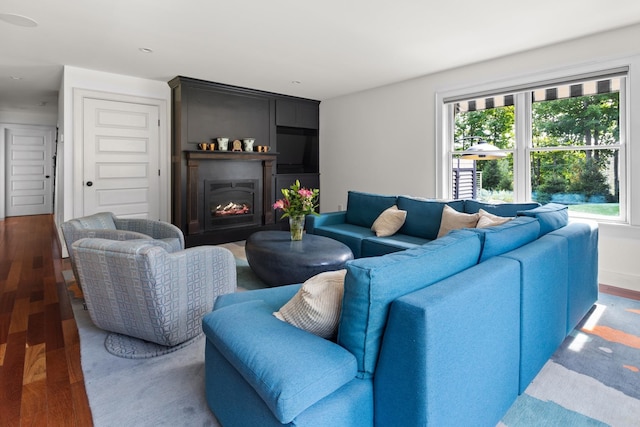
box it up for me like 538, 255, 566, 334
599, 269, 640, 293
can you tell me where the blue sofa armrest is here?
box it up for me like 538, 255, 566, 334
307, 211, 347, 233
517, 203, 568, 236
546, 220, 598, 333
202, 300, 358, 424
374, 257, 522, 427
214, 283, 300, 311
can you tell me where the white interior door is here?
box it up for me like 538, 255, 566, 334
83, 98, 160, 219
5, 126, 54, 217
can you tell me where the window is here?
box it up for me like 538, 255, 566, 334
443, 70, 626, 221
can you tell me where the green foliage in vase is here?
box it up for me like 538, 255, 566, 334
273, 180, 320, 219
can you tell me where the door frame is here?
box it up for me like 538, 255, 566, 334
72, 89, 169, 221
0, 123, 56, 220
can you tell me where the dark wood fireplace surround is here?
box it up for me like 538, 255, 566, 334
186, 151, 276, 239
170, 77, 320, 246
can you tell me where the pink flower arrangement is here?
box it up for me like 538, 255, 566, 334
273, 180, 319, 219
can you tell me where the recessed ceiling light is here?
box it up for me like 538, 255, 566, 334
0, 13, 38, 27
139, 47, 153, 53
10, 75, 23, 80
291, 80, 301, 84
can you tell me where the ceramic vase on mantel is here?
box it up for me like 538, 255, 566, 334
289, 215, 305, 241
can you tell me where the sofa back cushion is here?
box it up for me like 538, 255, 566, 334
396, 196, 465, 240
470, 216, 540, 262
345, 191, 397, 228
464, 200, 540, 217
517, 203, 568, 236
338, 230, 482, 378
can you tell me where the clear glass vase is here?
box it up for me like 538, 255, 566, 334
289, 215, 305, 241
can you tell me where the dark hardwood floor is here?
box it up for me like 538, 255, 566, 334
0, 214, 639, 426
0, 215, 92, 427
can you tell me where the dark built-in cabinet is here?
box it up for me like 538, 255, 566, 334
276, 98, 320, 129
168, 76, 320, 245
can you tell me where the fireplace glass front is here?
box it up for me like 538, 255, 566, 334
204, 179, 260, 231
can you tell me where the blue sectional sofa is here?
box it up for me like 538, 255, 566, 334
307, 190, 541, 257
201, 192, 598, 426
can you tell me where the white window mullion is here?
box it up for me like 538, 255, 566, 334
436, 102, 456, 199
619, 76, 629, 224
514, 92, 532, 203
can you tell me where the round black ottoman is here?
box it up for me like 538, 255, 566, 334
245, 231, 354, 287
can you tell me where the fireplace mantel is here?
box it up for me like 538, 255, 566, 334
186, 151, 278, 162
185, 151, 277, 236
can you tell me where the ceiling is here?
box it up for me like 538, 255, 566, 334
2, 0, 640, 117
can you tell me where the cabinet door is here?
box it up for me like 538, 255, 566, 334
296, 102, 319, 129
275, 99, 298, 127
276, 99, 319, 129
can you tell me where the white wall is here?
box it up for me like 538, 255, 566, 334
0, 110, 57, 127
60, 66, 171, 224
320, 23, 640, 292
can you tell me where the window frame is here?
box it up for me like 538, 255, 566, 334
436, 63, 630, 224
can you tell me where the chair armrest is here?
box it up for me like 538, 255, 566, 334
64, 229, 157, 267
203, 300, 357, 423
307, 211, 347, 233
114, 218, 185, 249
75, 228, 152, 241
170, 246, 237, 303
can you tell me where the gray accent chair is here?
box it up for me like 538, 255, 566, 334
72, 238, 237, 350
61, 212, 185, 290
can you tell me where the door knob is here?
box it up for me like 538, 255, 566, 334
86, 181, 93, 187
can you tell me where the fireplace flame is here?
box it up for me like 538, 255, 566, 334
213, 202, 250, 216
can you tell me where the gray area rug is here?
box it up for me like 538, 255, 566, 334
72, 295, 219, 427
71, 248, 267, 427
72, 254, 640, 426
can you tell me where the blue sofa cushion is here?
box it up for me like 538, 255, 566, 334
470, 216, 541, 262
517, 203, 568, 236
498, 235, 569, 393
397, 197, 465, 240
345, 191, 397, 228
338, 230, 482, 378
361, 234, 431, 257
313, 223, 376, 258
464, 200, 540, 217
306, 211, 346, 234
203, 300, 358, 423
374, 256, 521, 427
398, 196, 464, 240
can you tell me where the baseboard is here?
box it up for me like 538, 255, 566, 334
599, 269, 640, 294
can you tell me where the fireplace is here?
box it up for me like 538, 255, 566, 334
204, 179, 260, 231
183, 151, 277, 245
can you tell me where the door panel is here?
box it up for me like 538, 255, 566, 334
5, 127, 54, 217
83, 98, 159, 219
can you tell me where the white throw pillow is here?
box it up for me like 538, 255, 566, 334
437, 205, 480, 238
273, 269, 347, 339
371, 205, 407, 237
476, 208, 513, 228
